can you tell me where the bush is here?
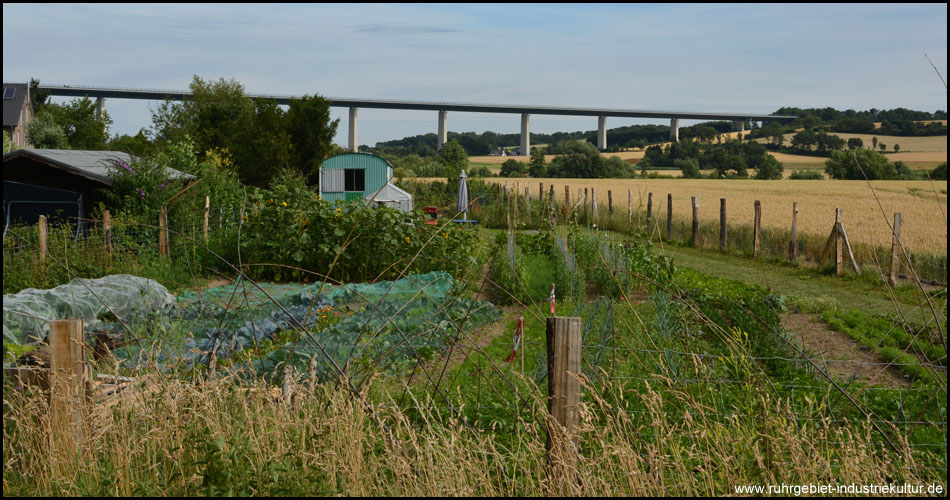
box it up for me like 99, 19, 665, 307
824, 148, 896, 180
930, 162, 947, 180
789, 170, 824, 180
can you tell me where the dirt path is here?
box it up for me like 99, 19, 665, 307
782, 313, 910, 388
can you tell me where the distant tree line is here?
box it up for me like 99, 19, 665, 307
638, 138, 783, 180
750, 106, 947, 140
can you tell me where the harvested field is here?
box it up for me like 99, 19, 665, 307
479, 177, 949, 253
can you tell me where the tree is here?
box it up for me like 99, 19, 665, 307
547, 140, 606, 178
437, 139, 468, 181
109, 130, 154, 157
26, 111, 68, 149
872, 136, 878, 150
285, 94, 339, 184
3, 131, 15, 154
893, 143, 900, 153
36, 97, 113, 150
893, 161, 914, 179
930, 162, 947, 180
847, 137, 864, 150
675, 158, 701, 178
528, 148, 547, 177
879, 143, 887, 152
824, 149, 896, 180
499, 159, 527, 177
791, 130, 817, 151
754, 155, 784, 179
29, 78, 50, 114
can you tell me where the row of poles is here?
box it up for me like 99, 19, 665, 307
504, 182, 907, 285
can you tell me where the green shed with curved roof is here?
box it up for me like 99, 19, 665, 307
318, 152, 412, 211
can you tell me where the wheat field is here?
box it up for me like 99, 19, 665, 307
480, 178, 948, 253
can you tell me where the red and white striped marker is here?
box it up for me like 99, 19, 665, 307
504, 316, 524, 363
549, 283, 556, 315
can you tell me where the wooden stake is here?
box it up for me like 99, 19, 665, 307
835, 208, 843, 275
789, 202, 798, 261
103, 210, 112, 254
690, 196, 699, 247
667, 194, 673, 240
627, 189, 632, 231
546, 316, 582, 490
646, 192, 653, 229
159, 206, 168, 257
719, 198, 727, 251
564, 185, 570, 206
838, 221, 860, 274
50, 319, 86, 459
753, 200, 761, 258
38, 215, 48, 263
203, 196, 210, 243
889, 213, 902, 286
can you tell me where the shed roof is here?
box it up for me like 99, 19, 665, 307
2, 148, 194, 186
2, 83, 30, 128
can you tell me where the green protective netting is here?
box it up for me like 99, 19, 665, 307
2, 274, 177, 345
107, 271, 502, 381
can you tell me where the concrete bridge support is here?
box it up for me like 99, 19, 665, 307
521, 113, 530, 156
669, 118, 679, 142
437, 110, 447, 150
348, 107, 358, 152
735, 120, 745, 133
96, 97, 105, 120
597, 116, 607, 150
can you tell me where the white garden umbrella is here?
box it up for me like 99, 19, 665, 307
456, 169, 469, 220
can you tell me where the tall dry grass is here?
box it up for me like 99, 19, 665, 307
3, 370, 940, 496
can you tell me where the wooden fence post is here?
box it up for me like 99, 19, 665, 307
38, 215, 48, 263
667, 194, 673, 240
646, 192, 653, 230
564, 185, 570, 207
690, 196, 699, 247
103, 210, 112, 254
719, 198, 727, 251
540, 182, 544, 200
753, 200, 761, 258
608, 190, 613, 214
50, 319, 86, 459
546, 316, 582, 490
549, 184, 555, 206
627, 189, 632, 231
789, 202, 798, 261
203, 196, 210, 244
159, 205, 168, 257
889, 213, 902, 286
525, 187, 531, 223
835, 208, 843, 275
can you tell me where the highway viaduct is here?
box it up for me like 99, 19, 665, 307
39, 84, 797, 153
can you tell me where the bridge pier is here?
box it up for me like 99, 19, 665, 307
521, 113, 530, 156
96, 97, 105, 120
437, 110, 447, 150
735, 120, 745, 133
669, 118, 679, 142
597, 116, 607, 150
348, 107, 358, 152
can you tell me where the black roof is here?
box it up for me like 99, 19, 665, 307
2, 83, 30, 128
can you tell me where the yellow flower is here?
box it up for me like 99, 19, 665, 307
405, 236, 410, 244
269, 199, 273, 203
443, 232, 447, 239
282, 201, 287, 207
336, 208, 342, 213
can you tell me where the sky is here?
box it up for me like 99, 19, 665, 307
3, 3, 947, 147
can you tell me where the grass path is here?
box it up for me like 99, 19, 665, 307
651, 241, 937, 317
